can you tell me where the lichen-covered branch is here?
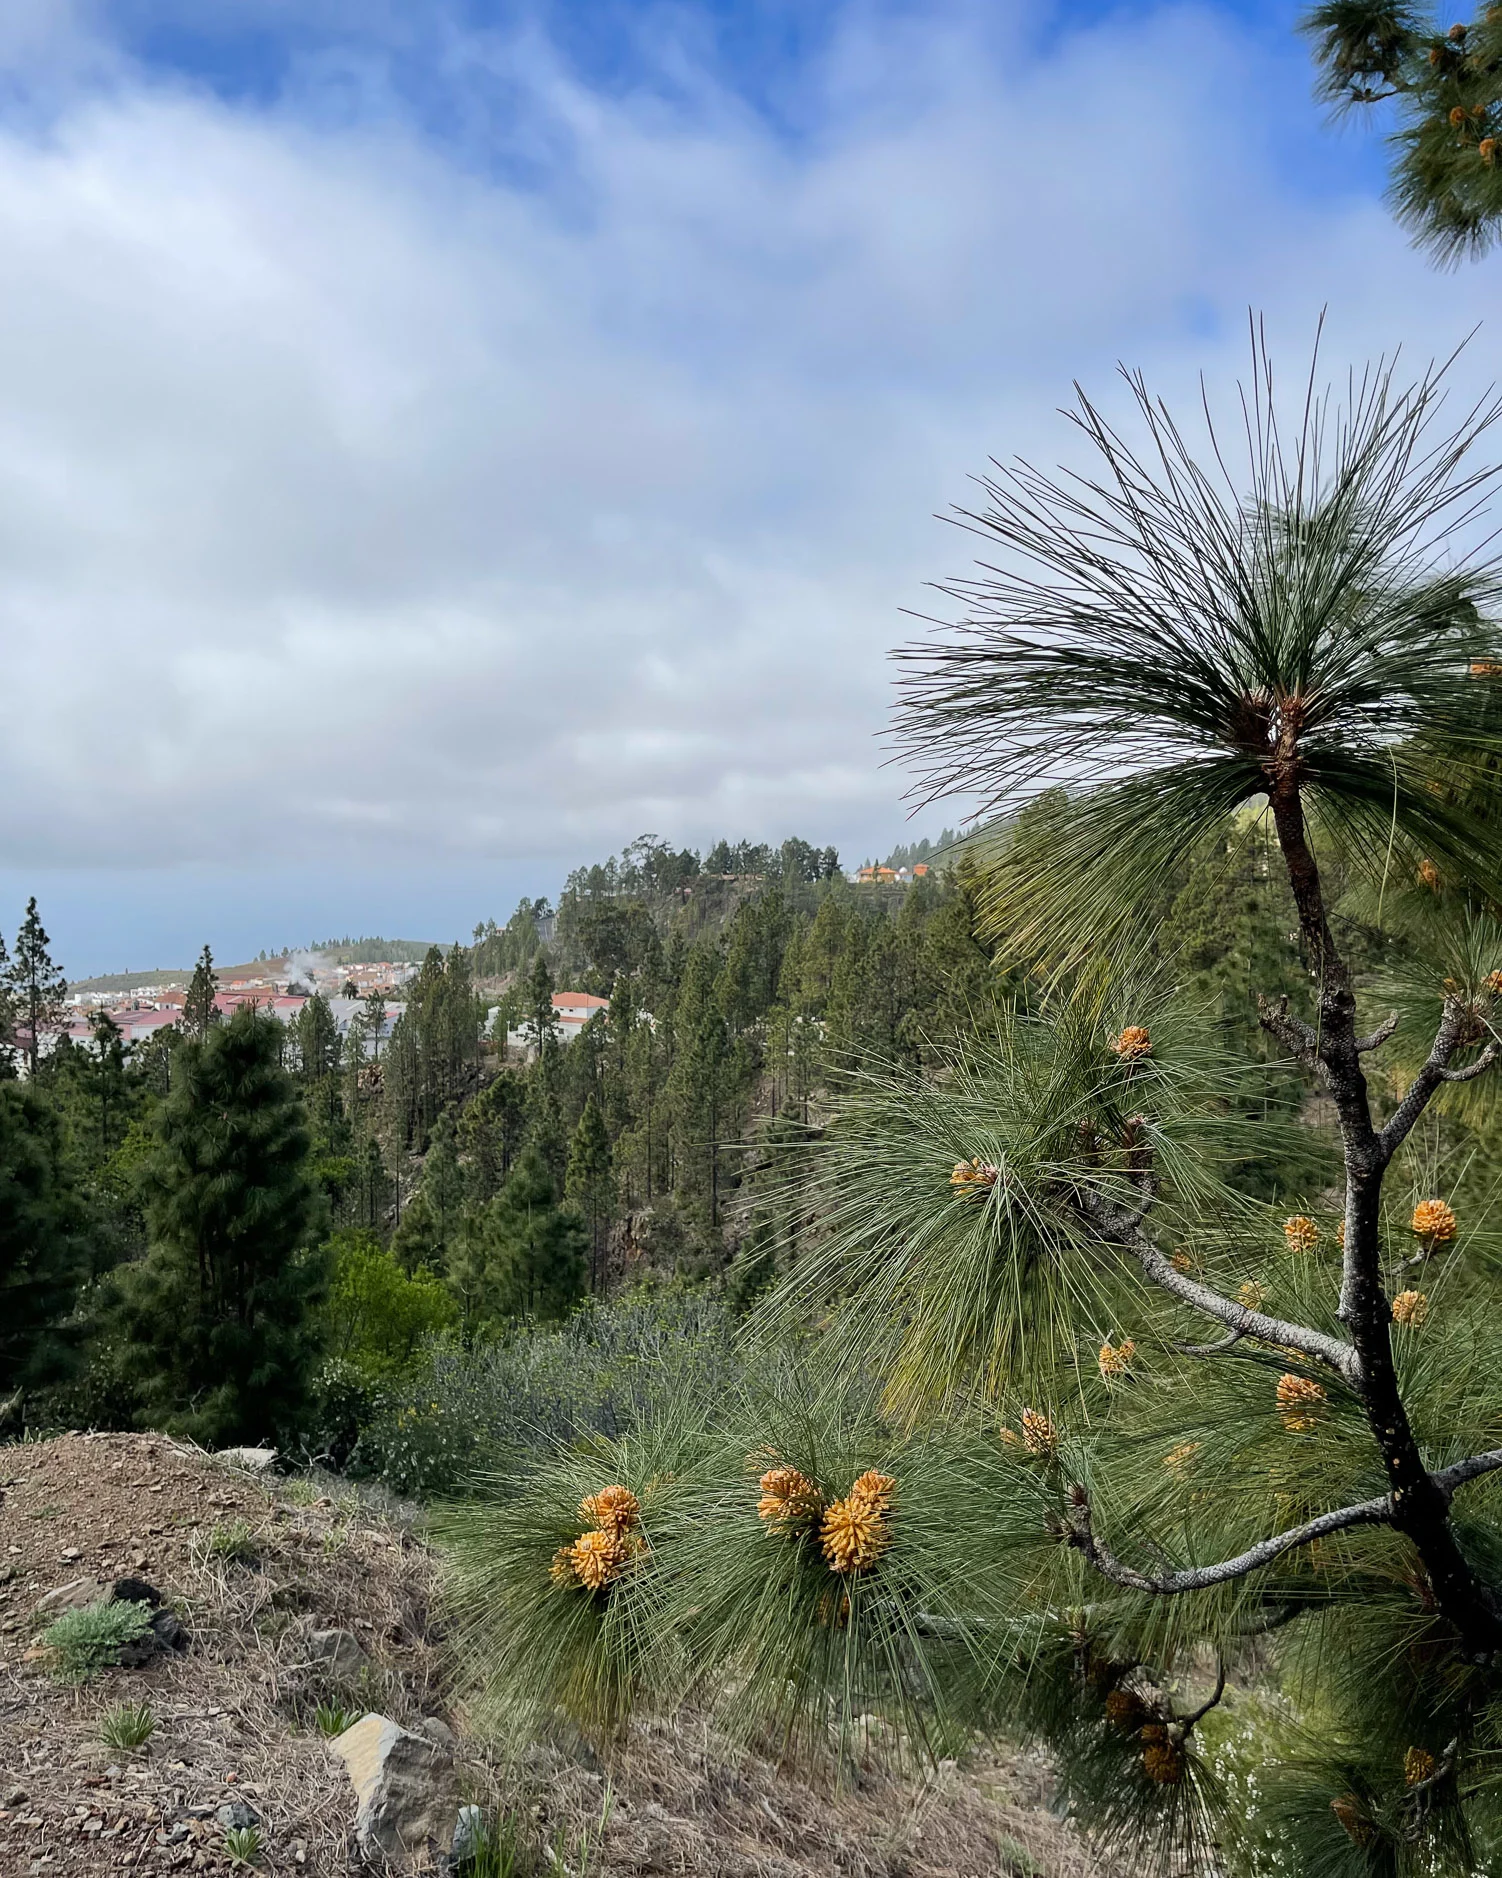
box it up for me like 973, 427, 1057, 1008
1064, 1488, 1392, 1594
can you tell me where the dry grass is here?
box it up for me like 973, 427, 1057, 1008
0, 1433, 1113, 1877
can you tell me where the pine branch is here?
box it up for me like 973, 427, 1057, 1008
1380, 998, 1502, 1156
1257, 994, 1326, 1080
1065, 1486, 1392, 1593
1077, 1190, 1359, 1379
1435, 1449, 1502, 1497
1355, 1012, 1400, 1053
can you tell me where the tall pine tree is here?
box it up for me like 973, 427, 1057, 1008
182, 945, 218, 1042
9, 898, 66, 1079
111, 1005, 325, 1445
565, 1094, 615, 1289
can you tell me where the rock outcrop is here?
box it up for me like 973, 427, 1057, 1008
332, 1712, 459, 1861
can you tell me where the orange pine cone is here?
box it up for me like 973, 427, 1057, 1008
1418, 858, 1442, 891
847, 1469, 897, 1516
1020, 1408, 1060, 1456
820, 1491, 892, 1574
950, 1157, 1000, 1191
1277, 1372, 1327, 1433
578, 1484, 642, 1535
1391, 1289, 1430, 1328
1411, 1198, 1457, 1243
1405, 1745, 1437, 1786
757, 1465, 822, 1528
1141, 1741, 1185, 1784
1111, 1026, 1152, 1061
549, 1544, 580, 1587
1331, 1796, 1375, 1847
569, 1528, 631, 1592
1283, 1215, 1318, 1254
1098, 1338, 1136, 1379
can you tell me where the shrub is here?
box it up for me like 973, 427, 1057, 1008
319, 1228, 456, 1377
42, 1600, 153, 1684
99, 1701, 155, 1750
344, 1289, 744, 1497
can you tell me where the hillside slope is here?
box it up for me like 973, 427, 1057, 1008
0, 1434, 1110, 1877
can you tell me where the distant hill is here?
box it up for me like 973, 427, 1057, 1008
69, 966, 190, 994
306, 937, 439, 964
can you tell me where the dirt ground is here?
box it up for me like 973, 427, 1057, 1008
0, 1432, 1111, 1877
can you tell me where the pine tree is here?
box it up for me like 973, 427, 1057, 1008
391, 1106, 465, 1271
182, 945, 218, 1042
1301, 2, 1502, 263
8, 898, 66, 1079
110, 1005, 325, 1446
441, 344, 1502, 1875
0, 1083, 88, 1390
295, 992, 341, 1081
566, 1095, 615, 1289
447, 1145, 585, 1330
459, 1067, 529, 1204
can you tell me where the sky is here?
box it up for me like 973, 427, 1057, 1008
0, 0, 1496, 975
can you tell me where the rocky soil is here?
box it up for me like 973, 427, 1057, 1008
0, 1431, 1110, 1877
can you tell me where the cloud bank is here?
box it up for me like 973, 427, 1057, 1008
0, 0, 1493, 964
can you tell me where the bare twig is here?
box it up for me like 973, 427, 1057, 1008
1174, 1330, 1245, 1358
1381, 1002, 1502, 1157
1179, 1658, 1227, 1732
1355, 1013, 1400, 1054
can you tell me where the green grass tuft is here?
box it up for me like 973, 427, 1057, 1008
223, 1823, 262, 1865
99, 1700, 155, 1750
42, 1600, 153, 1685
205, 1519, 259, 1565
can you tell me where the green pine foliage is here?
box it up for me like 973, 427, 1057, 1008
447, 1146, 587, 1331
1301, 2, 1502, 263
425, 345, 1502, 1878
0, 1081, 89, 1390
108, 1005, 327, 1446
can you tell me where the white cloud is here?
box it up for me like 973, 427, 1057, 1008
0, 0, 1493, 910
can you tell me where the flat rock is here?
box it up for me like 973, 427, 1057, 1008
332, 1713, 458, 1861
308, 1627, 368, 1679
215, 1446, 279, 1473
32, 1576, 108, 1619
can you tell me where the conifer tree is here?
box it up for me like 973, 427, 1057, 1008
8, 897, 66, 1079
391, 1106, 465, 1271
1302, 2, 1502, 262
442, 342, 1502, 1876
566, 1095, 615, 1288
182, 945, 218, 1042
0, 1082, 88, 1389
460, 1067, 529, 1204
447, 1145, 585, 1330
111, 1005, 325, 1446
295, 991, 341, 1081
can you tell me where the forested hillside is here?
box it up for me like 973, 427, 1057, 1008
0, 810, 1450, 1467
